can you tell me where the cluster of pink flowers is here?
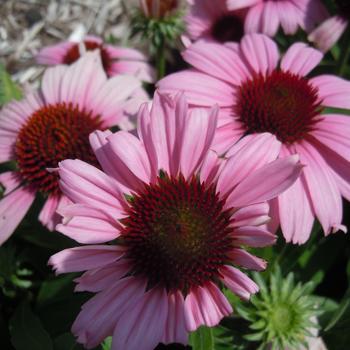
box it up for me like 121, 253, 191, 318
1, 1, 350, 349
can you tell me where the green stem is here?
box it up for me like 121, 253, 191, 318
337, 26, 350, 76
156, 41, 166, 80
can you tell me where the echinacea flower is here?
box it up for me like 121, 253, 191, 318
185, 0, 247, 43
0, 52, 145, 244
158, 33, 350, 244
36, 35, 154, 83
308, 1, 350, 52
226, 0, 328, 37
49, 91, 301, 350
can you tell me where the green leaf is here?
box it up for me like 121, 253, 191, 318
0, 64, 22, 106
54, 333, 84, 350
324, 288, 350, 332
101, 337, 112, 350
190, 326, 215, 350
9, 301, 53, 350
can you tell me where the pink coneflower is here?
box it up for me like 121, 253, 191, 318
226, 0, 328, 37
309, 1, 350, 52
0, 52, 145, 244
36, 35, 154, 82
49, 91, 301, 350
185, 0, 247, 43
158, 33, 350, 244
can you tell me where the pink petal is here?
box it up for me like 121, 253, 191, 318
72, 276, 146, 348
112, 287, 168, 350
281, 43, 323, 77
231, 202, 270, 227
227, 0, 260, 11
227, 248, 267, 271
41, 65, 68, 105
225, 155, 302, 208
278, 175, 314, 245
310, 75, 350, 109
239, 33, 279, 76
184, 281, 232, 331
182, 40, 249, 85
57, 52, 107, 111
48, 245, 125, 274
106, 131, 153, 188
157, 70, 236, 107
74, 259, 130, 292
58, 159, 126, 219
36, 41, 74, 65
137, 103, 158, 174
212, 120, 245, 155
162, 291, 188, 345
108, 61, 155, 83
0, 171, 20, 195
233, 226, 276, 247
56, 203, 122, 244
218, 133, 281, 197
90, 75, 142, 127
260, 1, 280, 36
199, 150, 223, 184
308, 16, 348, 53
219, 265, 259, 300
276, 0, 301, 35
180, 106, 218, 178
296, 141, 343, 235
244, 3, 264, 34
89, 130, 133, 191
0, 187, 35, 245
38, 195, 61, 231
311, 114, 350, 162
146, 91, 188, 175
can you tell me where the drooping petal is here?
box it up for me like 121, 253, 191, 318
162, 291, 188, 345
48, 245, 125, 274
0, 171, 21, 195
57, 203, 122, 244
227, 248, 267, 271
38, 195, 61, 231
217, 133, 281, 197
231, 202, 270, 227
157, 70, 235, 107
226, 155, 302, 207
58, 159, 126, 218
184, 281, 232, 331
233, 226, 276, 247
310, 75, 350, 109
74, 260, 131, 292
0, 187, 35, 245
219, 265, 259, 300
227, 0, 260, 11
308, 16, 348, 53
296, 141, 344, 235
72, 276, 146, 348
112, 287, 168, 350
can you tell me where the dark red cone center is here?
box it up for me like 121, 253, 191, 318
122, 174, 233, 293
211, 13, 244, 43
15, 102, 103, 195
63, 40, 111, 73
235, 70, 323, 144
